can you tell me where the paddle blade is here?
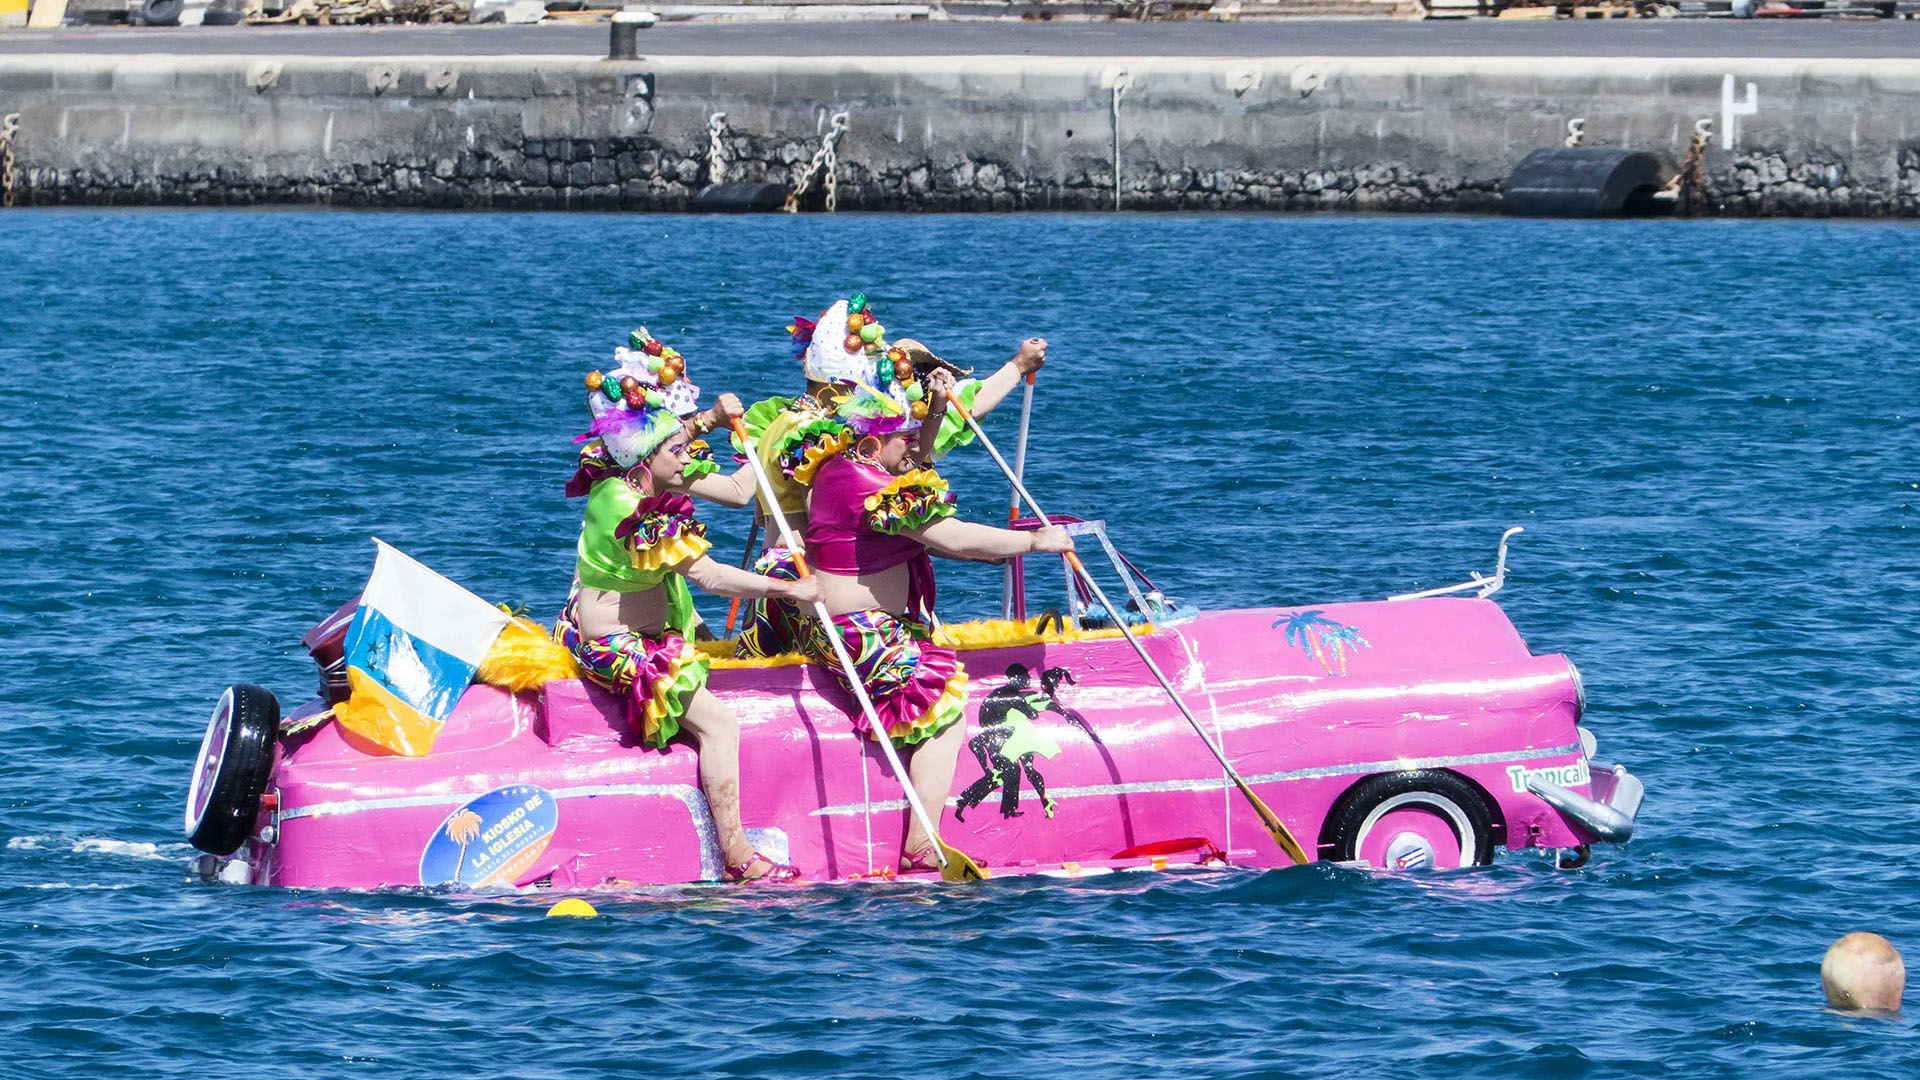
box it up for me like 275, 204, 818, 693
1238, 777, 1310, 865
939, 841, 989, 882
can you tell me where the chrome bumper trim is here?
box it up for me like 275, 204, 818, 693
1529, 763, 1642, 845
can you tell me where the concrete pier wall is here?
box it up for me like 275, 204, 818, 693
2, 53, 1918, 214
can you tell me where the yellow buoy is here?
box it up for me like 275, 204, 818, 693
545, 898, 598, 918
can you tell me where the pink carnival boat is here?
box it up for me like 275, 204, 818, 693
184, 525, 1642, 889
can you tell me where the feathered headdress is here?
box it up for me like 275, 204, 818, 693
792, 293, 932, 425
579, 327, 700, 467
835, 380, 921, 437
613, 327, 702, 417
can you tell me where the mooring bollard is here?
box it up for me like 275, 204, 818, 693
609, 9, 657, 61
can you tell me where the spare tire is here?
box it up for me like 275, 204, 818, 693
689, 181, 789, 214
132, 0, 185, 23
185, 684, 280, 856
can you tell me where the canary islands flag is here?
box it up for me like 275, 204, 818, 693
332, 540, 510, 757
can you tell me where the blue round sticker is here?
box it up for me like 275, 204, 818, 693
418, 784, 558, 888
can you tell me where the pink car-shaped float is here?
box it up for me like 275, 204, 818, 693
184, 525, 1642, 888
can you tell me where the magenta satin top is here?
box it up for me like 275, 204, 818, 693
805, 455, 938, 619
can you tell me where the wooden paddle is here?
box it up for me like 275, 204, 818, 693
728, 418, 986, 882
941, 390, 1309, 866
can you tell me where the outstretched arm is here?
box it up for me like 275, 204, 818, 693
1045, 703, 1103, 744
677, 554, 822, 604
684, 465, 757, 508
967, 338, 1048, 419
908, 519, 1073, 562
683, 393, 753, 506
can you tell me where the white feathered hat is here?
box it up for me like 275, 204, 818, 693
581, 327, 701, 468
798, 300, 877, 386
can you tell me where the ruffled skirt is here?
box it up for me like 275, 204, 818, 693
800, 609, 968, 747
557, 593, 709, 748
733, 545, 807, 659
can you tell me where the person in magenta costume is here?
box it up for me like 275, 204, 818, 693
560, 329, 821, 883
800, 376, 1074, 873
716, 293, 1050, 660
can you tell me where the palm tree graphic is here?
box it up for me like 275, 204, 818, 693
1273, 610, 1371, 675
446, 809, 483, 883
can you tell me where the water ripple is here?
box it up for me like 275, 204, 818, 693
3, 211, 1919, 1077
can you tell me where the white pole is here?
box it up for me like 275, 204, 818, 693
1002, 373, 1036, 620
729, 421, 958, 871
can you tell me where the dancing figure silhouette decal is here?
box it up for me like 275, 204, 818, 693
955, 664, 1098, 822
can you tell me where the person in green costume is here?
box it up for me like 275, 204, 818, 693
721, 293, 1049, 658
558, 338, 821, 882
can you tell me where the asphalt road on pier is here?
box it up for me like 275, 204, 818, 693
5, 19, 1920, 56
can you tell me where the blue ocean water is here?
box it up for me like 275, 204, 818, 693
1, 210, 1916, 1078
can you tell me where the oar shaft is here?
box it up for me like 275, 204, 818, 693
942, 392, 1306, 865
1012, 372, 1035, 495
728, 419, 951, 868
725, 515, 763, 634
1003, 372, 1037, 618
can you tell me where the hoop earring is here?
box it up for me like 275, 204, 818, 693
856, 436, 883, 462
626, 464, 655, 497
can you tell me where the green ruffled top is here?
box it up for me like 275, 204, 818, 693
734, 395, 847, 516
731, 381, 984, 516
682, 439, 720, 481
929, 379, 982, 459
575, 479, 711, 636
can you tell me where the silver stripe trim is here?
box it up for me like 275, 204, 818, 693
278, 793, 471, 820
807, 742, 1585, 818
1240, 742, 1583, 785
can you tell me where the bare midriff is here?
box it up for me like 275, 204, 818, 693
573, 581, 673, 640
815, 564, 910, 619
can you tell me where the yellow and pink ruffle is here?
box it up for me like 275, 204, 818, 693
614, 492, 712, 572
801, 609, 968, 748
557, 594, 709, 748
862, 469, 957, 536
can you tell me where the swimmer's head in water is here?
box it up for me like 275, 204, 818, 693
1822, 932, 1905, 1014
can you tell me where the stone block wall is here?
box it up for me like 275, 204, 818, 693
4, 55, 1920, 215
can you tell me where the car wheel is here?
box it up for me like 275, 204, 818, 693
201, 2, 248, 23
185, 684, 280, 856
1326, 770, 1495, 870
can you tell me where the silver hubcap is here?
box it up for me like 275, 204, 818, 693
1355, 791, 1478, 868
1384, 833, 1436, 870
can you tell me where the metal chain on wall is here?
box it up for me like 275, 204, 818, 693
1674, 118, 1712, 216
783, 111, 849, 214
1658, 117, 1713, 216
707, 111, 729, 186
1, 114, 20, 209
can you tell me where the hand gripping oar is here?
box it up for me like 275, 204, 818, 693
941, 391, 1309, 866
727, 418, 986, 882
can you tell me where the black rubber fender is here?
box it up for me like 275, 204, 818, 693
132, 0, 185, 24
1322, 769, 1497, 867
185, 684, 280, 856
1502, 148, 1676, 218
200, 1, 248, 24
689, 181, 789, 214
